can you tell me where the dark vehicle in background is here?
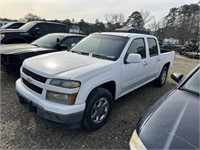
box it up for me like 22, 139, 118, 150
179, 44, 199, 55
0, 21, 68, 44
1, 33, 85, 73
162, 42, 176, 49
0, 22, 25, 29
129, 64, 199, 150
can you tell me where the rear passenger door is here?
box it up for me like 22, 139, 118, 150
146, 38, 160, 79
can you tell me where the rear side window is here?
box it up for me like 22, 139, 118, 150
147, 38, 158, 57
51, 24, 66, 32
127, 38, 146, 59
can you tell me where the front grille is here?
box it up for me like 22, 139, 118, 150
1, 54, 4, 65
22, 67, 47, 83
22, 78, 43, 94
1, 54, 20, 65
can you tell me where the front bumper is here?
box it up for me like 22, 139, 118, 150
16, 79, 85, 128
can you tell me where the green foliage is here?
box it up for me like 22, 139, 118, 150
159, 3, 200, 44
125, 11, 144, 30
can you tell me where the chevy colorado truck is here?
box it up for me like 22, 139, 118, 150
16, 32, 175, 131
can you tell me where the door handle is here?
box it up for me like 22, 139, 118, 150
156, 58, 160, 62
143, 61, 148, 66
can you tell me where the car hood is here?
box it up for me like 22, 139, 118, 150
138, 90, 199, 149
23, 51, 113, 78
0, 28, 25, 33
0, 44, 53, 54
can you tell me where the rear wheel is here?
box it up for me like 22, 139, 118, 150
155, 66, 168, 87
82, 87, 113, 131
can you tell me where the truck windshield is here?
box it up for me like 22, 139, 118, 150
31, 34, 65, 48
70, 34, 128, 61
181, 68, 199, 96
19, 22, 36, 31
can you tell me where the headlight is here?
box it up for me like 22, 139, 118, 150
46, 90, 77, 105
129, 130, 147, 150
0, 34, 5, 40
50, 79, 80, 88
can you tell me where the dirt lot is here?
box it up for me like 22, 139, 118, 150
0, 54, 199, 149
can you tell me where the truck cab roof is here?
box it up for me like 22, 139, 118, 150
93, 32, 156, 38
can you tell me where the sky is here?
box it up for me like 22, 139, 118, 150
0, 0, 199, 23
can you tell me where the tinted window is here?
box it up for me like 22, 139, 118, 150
61, 37, 82, 48
35, 23, 51, 35
148, 38, 158, 57
51, 24, 66, 32
127, 38, 146, 59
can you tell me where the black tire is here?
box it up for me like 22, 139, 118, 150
82, 87, 113, 131
155, 66, 168, 87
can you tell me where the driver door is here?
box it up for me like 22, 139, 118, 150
121, 38, 149, 92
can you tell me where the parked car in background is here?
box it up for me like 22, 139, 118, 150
129, 64, 199, 150
1, 33, 85, 73
162, 42, 176, 49
16, 32, 175, 131
0, 22, 25, 29
179, 44, 199, 55
0, 21, 68, 44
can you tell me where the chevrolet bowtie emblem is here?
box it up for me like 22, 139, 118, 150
26, 76, 33, 84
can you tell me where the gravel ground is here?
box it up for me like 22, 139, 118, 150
0, 54, 199, 149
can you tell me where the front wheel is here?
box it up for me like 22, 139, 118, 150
82, 87, 113, 131
155, 66, 168, 87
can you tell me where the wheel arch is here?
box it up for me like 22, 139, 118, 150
85, 81, 116, 103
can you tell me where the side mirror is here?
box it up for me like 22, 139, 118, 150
33, 27, 40, 35
126, 53, 141, 63
171, 73, 183, 83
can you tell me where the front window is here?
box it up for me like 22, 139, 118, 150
19, 22, 37, 31
181, 68, 199, 95
31, 34, 65, 48
127, 38, 146, 59
70, 34, 128, 61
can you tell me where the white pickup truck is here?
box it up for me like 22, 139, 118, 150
16, 32, 175, 130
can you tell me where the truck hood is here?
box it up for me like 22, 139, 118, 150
0, 44, 53, 54
23, 51, 112, 77
138, 90, 199, 149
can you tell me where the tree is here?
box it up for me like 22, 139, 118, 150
24, 13, 42, 22
140, 11, 154, 26
93, 19, 106, 32
125, 11, 144, 30
104, 13, 125, 31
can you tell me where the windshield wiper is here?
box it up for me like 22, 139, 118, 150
179, 87, 199, 96
31, 44, 40, 47
71, 50, 89, 56
92, 54, 113, 60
